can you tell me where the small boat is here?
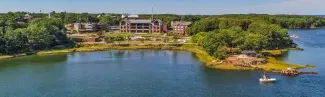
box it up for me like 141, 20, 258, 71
259, 73, 276, 82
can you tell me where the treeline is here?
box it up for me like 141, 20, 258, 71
0, 11, 122, 26
189, 16, 295, 59
1, 12, 325, 57
139, 14, 206, 26
0, 12, 206, 26
2, 12, 324, 29
0, 16, 74, 55
214, 14, 325, 29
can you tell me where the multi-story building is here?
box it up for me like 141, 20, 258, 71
171, 21, 192, 34
72, 23, 107, 33
119, 14, 167, 33
108, 26, 120, 32
121, 14, 139, 20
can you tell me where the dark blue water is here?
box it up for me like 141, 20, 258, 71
0, 29, 324, 97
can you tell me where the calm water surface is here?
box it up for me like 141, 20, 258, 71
0, 29, 325, 97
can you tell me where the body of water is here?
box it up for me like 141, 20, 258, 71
0, 29, 324, 97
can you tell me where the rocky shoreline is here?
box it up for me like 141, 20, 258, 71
0, 43, 314, 75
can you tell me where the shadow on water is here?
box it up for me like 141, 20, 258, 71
201, 67, 261, 83
0, 54, 68, 69
259, 82, 276, 87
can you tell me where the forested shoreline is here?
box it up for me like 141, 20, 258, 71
1, 12, 325, 56
188, 16, 293, 59
0, 13, 74, 55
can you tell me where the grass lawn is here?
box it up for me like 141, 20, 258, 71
257, 57, 313, 71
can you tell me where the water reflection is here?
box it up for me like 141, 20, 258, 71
114, 50, 125, 64
0, 54, 68, 69
259, 82, 276, 87
172, 51, 179, 65
140, 50, 145, 60
0, 35, 324, 97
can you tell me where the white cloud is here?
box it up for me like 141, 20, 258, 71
238, 0, 325, 15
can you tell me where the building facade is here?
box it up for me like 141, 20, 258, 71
71, 23, 107, 33
119, 14, 167, 33
120, 19, 165, 33
171, 21, 192, 34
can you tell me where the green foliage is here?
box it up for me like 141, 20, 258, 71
4, 29, 29, 54
256, 53, 265, 58
188, 14, 325, 35
0, 31, 6, 54
104, 33, 131, 43
191, 32, 206, 44
201, 32, 225, 56
199, 31, 230, 59
104, 34, 115, 43
115, 34, 126, 43
241, 33, 268, 50
99, 15, 113, 25
1, 12, 324, 57
0, 17, 72, 54
213, 46, 227, 59
189, 14, 315, 59
187, 18, 219, 35
166, 32, 173, 36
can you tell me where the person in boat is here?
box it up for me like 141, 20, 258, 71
263, 75, 268, 80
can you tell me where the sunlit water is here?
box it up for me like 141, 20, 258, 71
0, 29, 324, 97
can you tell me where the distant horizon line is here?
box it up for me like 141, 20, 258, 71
0, 11, 324, 16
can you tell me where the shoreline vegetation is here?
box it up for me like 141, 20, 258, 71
0, 43, 313, 72
0, 13, 321, 73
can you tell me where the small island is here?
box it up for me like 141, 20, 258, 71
0, 13, 321, 75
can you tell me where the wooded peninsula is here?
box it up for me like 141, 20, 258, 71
0, 12, 322, 72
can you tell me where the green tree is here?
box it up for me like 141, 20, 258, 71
241, 33, 268, 51
115, 34, 125, 44
99, 15, 113, 25
0, 31, 5, 54
191, 32, 206, 44
104, 34, 115, 43
26, 24, 52, 50
201, 32, 225, 56
4, 29, 29, 54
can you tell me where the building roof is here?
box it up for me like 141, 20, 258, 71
123, 19, 163, 24
129, 20, 152, 23
122, 14, 139, 19
24, 14, 31, 17
153, 20, 163, 23
171, 21, 192, 26
241, 50, 256, 54
23, 14, 32, 19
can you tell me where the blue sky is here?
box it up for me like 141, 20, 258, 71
0, 0, 324, 15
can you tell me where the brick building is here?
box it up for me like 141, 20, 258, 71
71, 23, 107, 33
171, 21, 192, 34
119, 14, 167, 33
